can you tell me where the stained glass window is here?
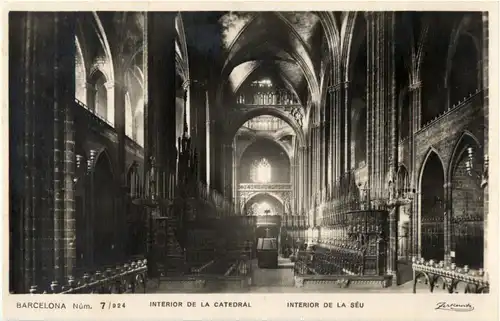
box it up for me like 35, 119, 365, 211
250, 158, 271, 183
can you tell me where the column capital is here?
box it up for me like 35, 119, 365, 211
182, 79, 191, 90
327, 81, 350, 93
104, 81, 116, 90
409, 81, 422, 91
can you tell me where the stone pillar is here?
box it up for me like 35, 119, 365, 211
232, 141, 238, 212
291, 159, 298, 215
342, 81, 352, 173
146, 12, 177, 172
190, 80, 208, 184
8, 12, 76, 291
145, 13, 176, 273
105, 81, 116, 127
113, 80, 127, 263
409, 82, 422, 258
365, 12, 395, 206
327, 85, 340, 192
298, 146, 306, 214
443, 182, 452, 264
52, 13, 76, 287
222, 144, 233, 200
205, 92, 212, 188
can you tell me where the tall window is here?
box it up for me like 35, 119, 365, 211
251, 158, 272, 183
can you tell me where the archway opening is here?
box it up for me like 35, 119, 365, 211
420, 152, 445, 261
239, 138, 291, 184
450, 136, 484, 268
244, 193, 284, 216
89, 70, 108, 120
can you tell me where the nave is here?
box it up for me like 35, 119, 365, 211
9, 11, 489, 295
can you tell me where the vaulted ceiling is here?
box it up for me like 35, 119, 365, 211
218, 12, 326, 108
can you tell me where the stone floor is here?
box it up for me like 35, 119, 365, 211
149, 258, 415, 293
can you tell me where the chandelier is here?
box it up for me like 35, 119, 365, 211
465, 147, 488, 189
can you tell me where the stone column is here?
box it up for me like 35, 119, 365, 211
205, 92, 212, 188
298, 146, 306, 214
145, 13, 176, 273
190, 80, 208, 183
105, 81, 116, 126
232, 141, 238, 212
222, 144, 233, 200
342, 81, 352, 173
443, 182, 452, 264
365, 12, 395, 206
8, 12, 76, 290
409, 82, 422, 258
51, 13, 76, 287
113, 80, 127, 262
146, 12, 177, 172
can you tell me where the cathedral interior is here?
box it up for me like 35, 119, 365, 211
9, 11, 489, 294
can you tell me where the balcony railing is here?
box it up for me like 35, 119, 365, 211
74, 98, 114, 128
238, 183, 292, 191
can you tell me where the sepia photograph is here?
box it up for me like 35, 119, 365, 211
7, 7, 492, 301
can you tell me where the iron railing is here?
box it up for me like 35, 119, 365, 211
29, 259, 148, 294
412, 257, 489, 293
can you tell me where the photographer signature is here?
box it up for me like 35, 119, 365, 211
435, 302, 474, 312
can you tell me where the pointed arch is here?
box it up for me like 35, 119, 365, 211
93, 148, 115, 179
219, 13, 319, 107
314, 11, 341, 64
242, 192, 285, 216
418, 147, 447, 188
447, 131, 482, 183
91, 12, 115, 83
418, 147, 446, 261
340, 11, 359, 82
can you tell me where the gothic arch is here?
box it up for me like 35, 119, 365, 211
444, 13, 483, 109
219, 13, 320, 108
92, 148, 116, 180
447, 131, 482, 184
226, 107, 306, 147
417, 147, 446, 260
242, 192, 285, 215
418, 147, 447, 188
238, 136, 291, 165
236, 131, 293, 163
